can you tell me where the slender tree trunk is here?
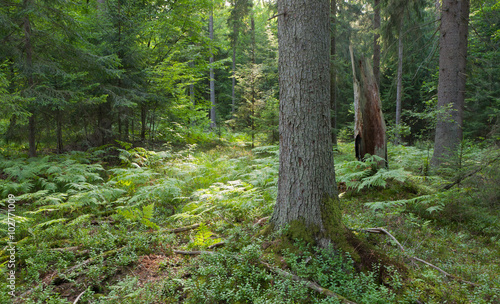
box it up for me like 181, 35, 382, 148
141, 104, 147, 140
250, 15, 256, 148
395, 23, 404, 145
118, 110, 122, 140
432, 0, 470, 167
124, 109, 129, 141
373, 0, 381, 87
435, 0, 441, 19
330, 0, 337, 146
189, 60, 196, 125
28, 115, 36, 157
209, 8, 216, 128
271, 0, 340, 247
231, 26, 237, 115
23, 0, 36, 157
56, 110, 63, 154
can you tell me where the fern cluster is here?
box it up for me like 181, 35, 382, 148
336, 154, 411, 192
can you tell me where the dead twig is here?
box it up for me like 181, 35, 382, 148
73, 289, 86, 304
360, 227, 478, 286
260, 261, 359, 304
167, 223, 201, 233
174, 250, 213, 255
207, 242, 225, 249
173, 250, 358, 303
253, 216, 269, 227
442, 155, 500, 190
364, 228, 405, 252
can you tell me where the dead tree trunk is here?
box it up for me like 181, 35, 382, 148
350, 46, 387, 167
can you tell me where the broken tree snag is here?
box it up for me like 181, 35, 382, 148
350, 46, 387, 167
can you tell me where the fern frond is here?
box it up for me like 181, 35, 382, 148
36, 218, 68, 228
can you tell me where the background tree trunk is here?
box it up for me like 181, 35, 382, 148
57, 110, 63, 154
271, 0, 340, 247
141, 104, 147, 140
250, 14, 256, 148
395, 22, 404, 145
350, 46, 387, 166
432, 0, 470, 167
23, 0, 36, 157
331, 0, 337, 146
231, 28, 237, 115
373, 0, 381, 87
209, 8, 216, 129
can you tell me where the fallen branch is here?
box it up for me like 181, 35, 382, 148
173, 250, 358, 303
442, 155, 500, 190
253, 216, 269, 227
174, 250, 213, 255
260, 261, 358, 304
207, 241, 225, 249
363, 228, 405, 252
360, 227, 477, 286
16, 248, 123, 302
73, 289, 86, 304
167, 223, 201, 233
65, 247, 123, 275
37, 246, 90, 256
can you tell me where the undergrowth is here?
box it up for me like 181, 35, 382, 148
0, 141, 498, 303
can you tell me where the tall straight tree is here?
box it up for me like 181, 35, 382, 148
432, 0, 470, 166
228, 0, 251, 114
22, 0, 36, 157
394, 19, 404, 145
331, 0, 338, 145
270, 0, 340, 246
373, 0, 381, 87
209, 4, 216, 128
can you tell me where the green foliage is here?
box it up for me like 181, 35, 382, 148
1, 143, 498, 304
173, 180, 267, 223
189, 223, 222, 249
117, 203, 159, 230
336, 154, 411, 191
183, 244, 310, 304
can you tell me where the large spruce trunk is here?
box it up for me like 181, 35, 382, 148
270, 0, 341, 247
432, 0, 470, 167
331, 0, 338, 146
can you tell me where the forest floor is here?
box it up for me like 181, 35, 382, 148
0, 140, 499, 303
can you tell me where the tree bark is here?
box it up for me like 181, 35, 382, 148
56, 110, 63, 154
271, 0, 340, 246
350, 46, 387, 166
250, 14, 256, 148
330, 0, 337, 146
432, 0, 470, 167
141, 104, 147, 140
231, 27, 237, 115
209, 9, 216, 129
23, 0, 36, 157
395, 23, 404, 145
373, 0, 381, 87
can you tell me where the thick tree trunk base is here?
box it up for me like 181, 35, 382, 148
262, 220, 406, 276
